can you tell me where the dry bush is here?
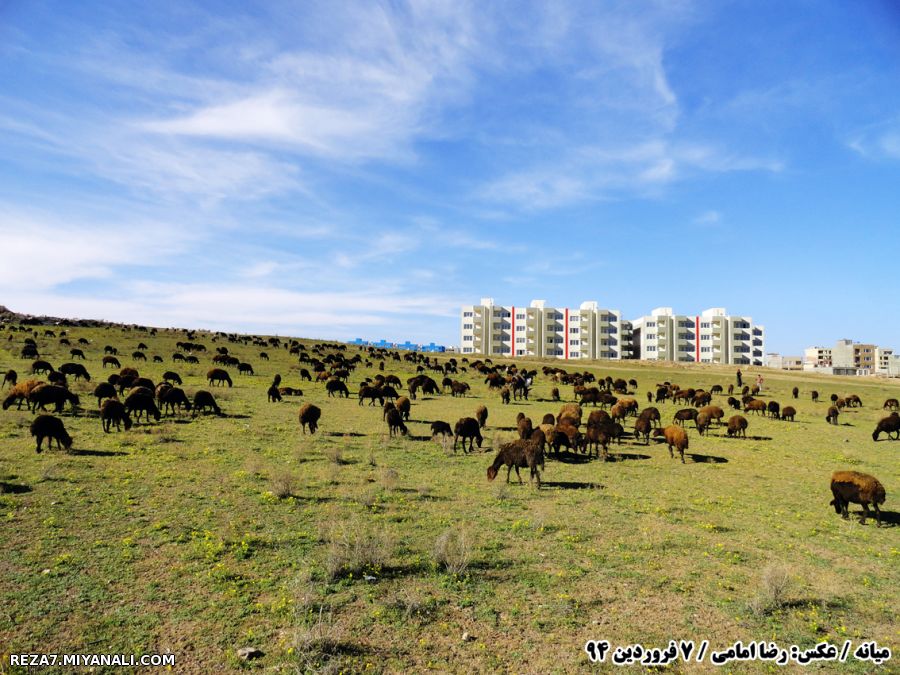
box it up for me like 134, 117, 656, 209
436, 434, 455, 455
381, 468, 399, 491
324, 521, 393, 582
749, 564, 793, 616
271, 472, 297, 499
433, 527, 472, 576
323, 445, 345, 465
288, 606, 347, 674
367, 450, 377, 467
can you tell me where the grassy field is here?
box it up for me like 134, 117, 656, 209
1, 324, 898, 674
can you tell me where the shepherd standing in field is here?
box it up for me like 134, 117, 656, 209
736, 369, 743, 387
756, 374, 763, 393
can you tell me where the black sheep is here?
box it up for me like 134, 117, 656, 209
30, 414, 72, 453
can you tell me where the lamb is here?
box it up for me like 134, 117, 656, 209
2, 369, 16, 388
726, 415, 748, 438
430, 421, 452, 437
93, 382, 118, 407
100, 399, 133, 432
872, 413, 900, 441
2, 379, 44, 410
652, 425, 689, 463
193, 390, 221, 416
453, 417, 483, 453
475, 404, 488, 429
206, 368, 233, 387
28, 384, 80, 414
487, 430, 546, 487
825, 406, 840, 425
781, 406, 797, 422
124, 392, 161, 422
160, 387, 192, 415
673, 408, 698, 425
30, 414, 73, 453
386, 408, 408, 436
830, 471, 886, 526
298, 403, 321, 434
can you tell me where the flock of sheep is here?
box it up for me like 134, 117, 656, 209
2, 324, 895, 527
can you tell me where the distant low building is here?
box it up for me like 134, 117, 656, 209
803, 346, 832, 367
765, 353, 803, 370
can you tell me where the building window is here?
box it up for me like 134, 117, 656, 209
569, 339, 579, 346
463, 347, 473, 353
701, 334, 710, 340
569, 327, 579, 334
516, 338, 525, 343
570, 351, 580, 358
463, 311, 473, 317
701, 346, 710, 352
516, 313, 525, 320
570, 315, 580, 322
463, 323, 472, 330
646, 333, 656, 340
463, 336, 473, 341
700, 322, 710, 329
547, 338, 555, 344
646, 346, 656, 352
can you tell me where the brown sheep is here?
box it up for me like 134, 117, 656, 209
811, 390, 819, 402
726, 415, 748, 438
872, 413, 900, 441
102, 356, 121, 369
359, 385, 384, 406
386, 408, 408, 436
325, 379, 350, 398
450, 381, 470, 397
500, 385, 511, 404
825, 406, 840, 425
382, 401, 396, 421
633, 415, 652, 445
727, 396, 741, 410
744, 399, 766, 415
124, 392, 161, 422
238, 362, 254, 375
698, 405, 724, 426
279, 387, 303, 397
93, 382, 117, 407
207, 368, 233, 387
517, 416, 533, 440
541, 413, 556, 425
453, 417, 482, 453
487, 429, 546, 487
830, 471, 886, 526
652, 425, 689, 463
28, 384, 80, 415
430, 421, 452, 437
781, 406, 797, 422
30, 414, 72, 453
160, 387, 192, 415
475, 404, 488, 429
100, 399, 133, 432
673, 408, 698, 425
551, 387, 560, 402
298, 403, 321, 434
792, 386, 799, 399
551, 423, 582, 456
395, 396, 411, 421
883, 398, 899, 411
695, 412, 711, 436
557, 403, 582, 427
2, 379, 44, 410
193, 390, 221, 416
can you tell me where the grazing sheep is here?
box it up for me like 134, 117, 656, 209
453, 417, 483, 453
238, 362, 254, 375
160, 387, 192, 415
59, 362, 91, 381
2, 379, 44, 410
695, 412, 711, 436
872, 413, 900, 441
487, 429, 546, 487
326, 379, 350, 398
28, 384, 80, 414
70, 348, 85, 360
163, 371, 182, 385
830, 393, 839, 404
726, 415, 748, 438
207, 368, 233, 387
637, 407, 661, 428
382, 401, 396, 421
299, 369, 312, 382
883, 398, 899, 411
124, 392, 161, 422
673, 408, 699, 426
781, 406, 797, 422
767, 401, 781, 419
93, 382, 118, 407
279, 387, 303, 396
692, 391, 712, 408
500, 386, 511, 404
2, 369, 17, 388
811, 390, 819, 402
100, 399, 133, 432
697, 405, 725, 426
395, 396, 411, 421
31, 360, 54, 375
475, 404, 488, 429
386, 408, 408, 436
792, 386, 799, 399
633, 416, 652, 444
825, 406, 840, 425
744, 399, 767, 415
846, 394, 863, 408
193, 390, 221, 416
652, 425, 689, 463
557, 403, 583, 427
727, 396, 741, 410
517, 416, 534, 440
296, 403, 319, 434
551, 387, 560, 402
830, 471, 886, 526
450, 381, 470, 397
710, 384, 723, 395
132, 351, 146, 362
30, 414, 72, 453
47, 371, 68, 388
431, 420, 452, 437
551, 423, 583, 455
259, 352, 269, 361
359, 385, 384, 407
104, 345, 118, 355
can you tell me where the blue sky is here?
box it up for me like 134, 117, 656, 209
1, 1, 898, 353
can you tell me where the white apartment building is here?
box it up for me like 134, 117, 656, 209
804, 346, 833, 367
631, 307, 764, 365
460, 298, 626, 359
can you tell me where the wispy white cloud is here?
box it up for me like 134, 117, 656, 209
847, 117, 900, 160
693, 210, 722, 226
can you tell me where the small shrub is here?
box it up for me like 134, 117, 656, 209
749, 564, 793, 616
288, 606, 347, 673
324, 521, 393, 581
381, 468, 399, 491
271, 472, 297, 499
367, 450, 377, 467
437, 434, 454, 455
433, 527, 472, 576
324, 446, 344, 465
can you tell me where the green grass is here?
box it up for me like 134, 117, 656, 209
1, 325, 898, 673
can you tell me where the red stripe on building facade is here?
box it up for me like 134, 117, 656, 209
564, 308, 569, 360
696, 315, 700, 363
